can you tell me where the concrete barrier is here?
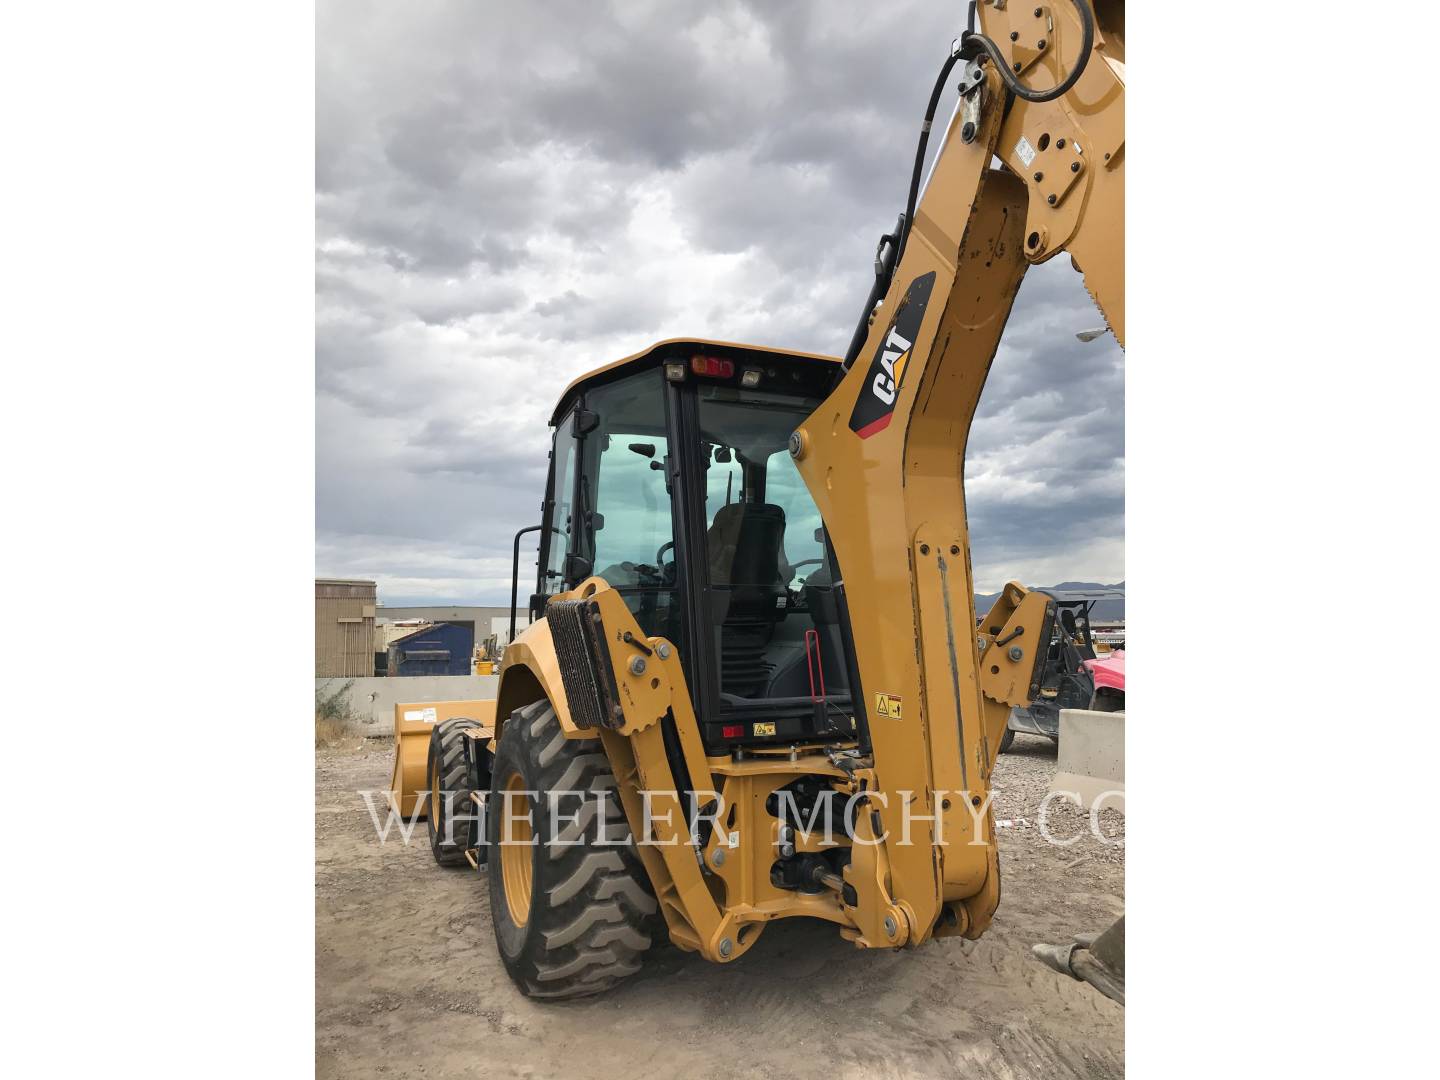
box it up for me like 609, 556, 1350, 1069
1051, 708, 1125, 814
316, 675, 498, 736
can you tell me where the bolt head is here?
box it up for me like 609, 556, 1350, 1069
1010, 31, 1019, 41
1013, 61, 1022, 72
1038, 38, 1047, 48
884, 916, 898, 938
656, 642, 671, 660
719, 937, 733, 957
1033, 171, 1043, 182
960, 121, 976, 144
1071, 161, 1080, 172
1047, 194, 1057, 205
629, 656, 647, 675
1009, 646, 1024, 661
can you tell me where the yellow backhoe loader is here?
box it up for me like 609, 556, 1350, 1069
391, 0, 1124, 999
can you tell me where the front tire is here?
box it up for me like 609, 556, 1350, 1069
998, 727, 1016, 753
427, 717, 479, 867
486, 699, 656, 999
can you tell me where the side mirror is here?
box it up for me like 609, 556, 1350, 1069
628, 442, 656, 458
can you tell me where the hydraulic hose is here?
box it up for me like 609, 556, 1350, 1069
894, 50, 962, 271
840, 1, 1096, 372
961, 0, 1095, 104
841, 52, 958, 371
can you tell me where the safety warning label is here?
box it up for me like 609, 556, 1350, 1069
874, 693, 903, 720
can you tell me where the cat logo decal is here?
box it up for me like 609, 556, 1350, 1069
847, 271, 936, 439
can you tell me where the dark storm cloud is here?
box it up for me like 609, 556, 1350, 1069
316, 1, 1123, 602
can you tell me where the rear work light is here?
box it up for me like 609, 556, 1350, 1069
721, 723, 744, 740
664, 360, 687, 382
690, 354, 735, 379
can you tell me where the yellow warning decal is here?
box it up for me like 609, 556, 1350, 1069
753, 721, 776, 736
874, 693, 903, 720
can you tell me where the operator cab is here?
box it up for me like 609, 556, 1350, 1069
529, 339, 856, 752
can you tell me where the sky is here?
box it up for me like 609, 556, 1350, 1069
316, 0, 1124, 605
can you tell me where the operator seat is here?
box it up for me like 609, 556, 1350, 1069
705, 502, 787, 697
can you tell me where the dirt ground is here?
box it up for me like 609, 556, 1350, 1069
316, 733, 1124, 1079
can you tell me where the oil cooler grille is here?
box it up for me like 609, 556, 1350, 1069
547, 598, 624, 730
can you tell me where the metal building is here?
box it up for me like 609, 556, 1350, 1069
385, 622, 474, 677
372, 605, 528, 649
315, 579, 377, 677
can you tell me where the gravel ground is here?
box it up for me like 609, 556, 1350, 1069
316, 731, 1124, 1079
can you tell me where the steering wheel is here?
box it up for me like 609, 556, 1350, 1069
656, 540, 675, 566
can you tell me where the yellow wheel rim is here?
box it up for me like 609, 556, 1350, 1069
500, 772, 534, 926
431, 758, 441, 826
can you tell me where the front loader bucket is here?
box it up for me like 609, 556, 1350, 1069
389, 698, 497, 819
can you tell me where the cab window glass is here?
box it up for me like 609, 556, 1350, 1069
540, 409, 577, 595
575, 370, 678, 645
591, 429, 673, 582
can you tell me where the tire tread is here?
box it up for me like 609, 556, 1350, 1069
427, 718, 480, 867
487, 700, 655, 999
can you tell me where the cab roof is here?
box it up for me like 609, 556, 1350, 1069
1037, 588, 1127, 605
549, 337, 841, 426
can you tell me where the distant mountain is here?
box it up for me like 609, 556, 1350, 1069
974, 581, 1125, 623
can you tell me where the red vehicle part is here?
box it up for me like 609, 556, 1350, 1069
1083, 650, 1125, 695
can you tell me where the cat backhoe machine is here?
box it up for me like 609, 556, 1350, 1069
392, 0, 1125, 999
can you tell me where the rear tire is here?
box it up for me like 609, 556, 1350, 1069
1089, 688, 1125, 713
486, 699, 656, 999
427, 718, 479, 867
